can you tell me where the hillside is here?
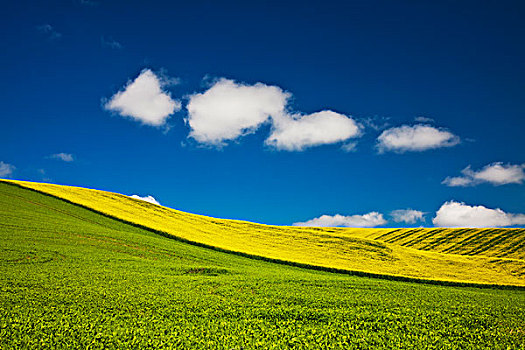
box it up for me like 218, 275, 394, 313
3, 179, 524, 287
1, 181, 524, 349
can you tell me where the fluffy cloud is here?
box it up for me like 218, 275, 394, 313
377, 124, 460, 153
443, 162, 525, 187
293, 212, 386, 228
432, 201, 525, 228
0, 161, 15, 177
390, 209, 425, 224
49, 153, 74, 162
186, 79, 289, 146
266, 111, 361, 151
104, 69, 181, 126
130, 194, 160, 205
186, 78, 361, 150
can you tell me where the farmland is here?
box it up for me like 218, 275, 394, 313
4, 179, 525, 287
0, 181, 524, 348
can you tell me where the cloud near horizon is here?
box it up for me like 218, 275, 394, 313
433, 201, 525, 228
186, 78, 361, 150
377, 124, 459, 153
390, 209, 425, 224
0, 161, 15, 177
49, 153, 74, 162
104, 69, 181, 127
130, 194, 160, 205
443, 162, 525, 187
293, 212, 386, 227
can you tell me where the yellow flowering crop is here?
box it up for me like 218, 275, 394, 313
6, 180, 524, 287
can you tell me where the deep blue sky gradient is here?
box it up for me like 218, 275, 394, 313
1, 0, 524, 225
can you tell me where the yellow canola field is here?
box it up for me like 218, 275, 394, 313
7, 180, 525, 287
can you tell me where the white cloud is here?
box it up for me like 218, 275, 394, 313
442, 176, 473, 187
293, 212, 386, 228
377, 124, 460, 153
266, 111, 361, 151
0, 161, 15, 177
49, 153, 74, 162
186, 78, 289, 146
390, 209, 425, 224
36, 24, 62, 40
104, 69, 181, 127
443, 162, 525, 187
186, 78, 361, 150
432, 201, 525, 228
130, 194, 160, 205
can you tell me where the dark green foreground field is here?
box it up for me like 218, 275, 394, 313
1, 182, 524, 349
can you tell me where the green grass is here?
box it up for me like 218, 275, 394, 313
1, 182, 524, 349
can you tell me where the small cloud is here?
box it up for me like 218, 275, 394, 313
433, 201, 525, 228
377, 124, 460, 153
104, 69, 181, 127
130, 194, 160, 205
341, 141, 358, 152
414, 116, 434, 123
49, 153, 74, 162
0, 161, 15, 177
36, 24, 62, 40
266, 111, 361, 151
443, 162, 525, 187
390, 209, 425, 224
362, 116, 390, 131
441, 176, 472, 187
293, 212, 387, 228
101, 36, 123, 49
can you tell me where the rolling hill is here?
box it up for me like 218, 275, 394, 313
1, 181, 524, 348
2, 179, 524, 287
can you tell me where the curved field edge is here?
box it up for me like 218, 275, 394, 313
3, 179, 524, 289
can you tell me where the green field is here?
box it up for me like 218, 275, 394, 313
1, 182, 524, 349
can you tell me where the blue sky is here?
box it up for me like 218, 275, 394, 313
1, 0, 524, 227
